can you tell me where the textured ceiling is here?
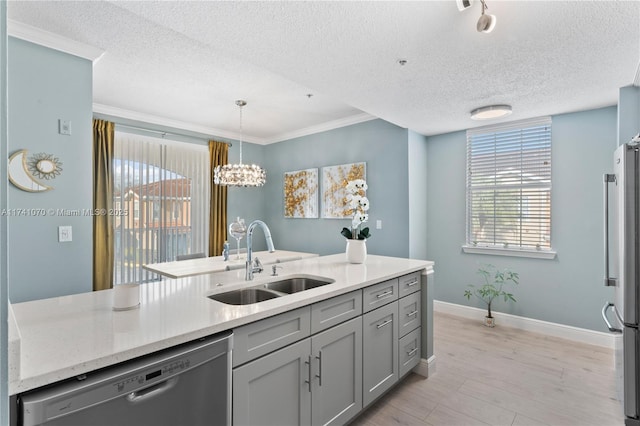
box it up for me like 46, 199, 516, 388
7, 1, 640, 144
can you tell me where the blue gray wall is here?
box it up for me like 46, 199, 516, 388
8, 38, 93, 303
426, 107, 618, 332
261, 119, 411, 258
408, 130, 428, 260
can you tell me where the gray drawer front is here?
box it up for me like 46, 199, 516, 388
399, 327, 421, 378
233, 307, 311, 367
311, 290, 362, 334
398, 272, 421, 298
362, 279, 399, 313
398, 291, 421, 337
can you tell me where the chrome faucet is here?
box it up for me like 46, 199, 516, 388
245, 220, 275, 280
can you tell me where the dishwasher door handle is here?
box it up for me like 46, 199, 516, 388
126, 377, 179, 404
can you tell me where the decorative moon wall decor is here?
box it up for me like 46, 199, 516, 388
8, 149, 62, 192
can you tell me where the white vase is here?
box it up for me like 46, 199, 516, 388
346, 239, 367, 264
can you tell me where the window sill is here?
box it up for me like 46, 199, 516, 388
462, 245, 557, 260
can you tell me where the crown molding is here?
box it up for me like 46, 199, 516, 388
8, 19, 105, 63
94, 103, 377, 145
264, 112, 377, 144
93, 103, 263, 144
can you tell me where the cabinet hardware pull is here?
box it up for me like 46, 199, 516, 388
406, 279, 419, 287
376, 290, 393, 299
315, 351, 322, 386
406, 310, 418, 317
304, 356, 312, 392
376, 319, 393, 329
407, 347, 418, 357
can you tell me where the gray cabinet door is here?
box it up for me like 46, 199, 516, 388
398, 291, 421, 338
362, 301, 399, 407
233, 339, 312, 426
311, 290, 362, 334
311, 317, 362, 426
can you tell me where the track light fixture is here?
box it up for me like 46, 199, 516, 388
457, 0, 497, 33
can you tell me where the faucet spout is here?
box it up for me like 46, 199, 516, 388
245, 220, 276, 280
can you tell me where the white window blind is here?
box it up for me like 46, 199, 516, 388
466, 117, 552, 252
113, 132, 210, 284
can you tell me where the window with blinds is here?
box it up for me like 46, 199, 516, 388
466, 117, 552, 253
113, 132, 210, 284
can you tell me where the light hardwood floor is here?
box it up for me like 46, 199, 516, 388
351, 311, 624, 426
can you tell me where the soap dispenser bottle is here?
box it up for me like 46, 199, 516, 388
222, 240, 230, 261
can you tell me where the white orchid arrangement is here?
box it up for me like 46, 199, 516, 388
340, 179, 372, 240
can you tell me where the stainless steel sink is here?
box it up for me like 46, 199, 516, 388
208, 288, 280, 305
263, 277, 335, 294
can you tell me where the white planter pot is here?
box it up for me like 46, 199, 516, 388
484, 316, 495, 327
346, 239, 367, 264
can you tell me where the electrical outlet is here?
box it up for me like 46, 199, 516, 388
58, 119, 71, 135
58, 226, 72, 242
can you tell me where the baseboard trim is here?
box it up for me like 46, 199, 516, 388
434, 300, 615, 349
413, 355, 436, 378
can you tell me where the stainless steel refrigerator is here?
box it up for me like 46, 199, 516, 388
603, 140, 640, 426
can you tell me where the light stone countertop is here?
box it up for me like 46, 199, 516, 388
9, 254, 434, 395
142, 250, 318, 278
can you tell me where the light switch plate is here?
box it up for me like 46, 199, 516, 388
58, 226, 72, 242
376, 220, 382, 230
58, 119, 71, 135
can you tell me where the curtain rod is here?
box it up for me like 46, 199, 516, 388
115, 123, 232, 146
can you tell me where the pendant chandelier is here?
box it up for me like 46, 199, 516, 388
213, 100, 266, 187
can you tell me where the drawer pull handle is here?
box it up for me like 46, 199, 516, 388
407, 347, 419, 357
376, 319, 393, 329
315, 351, 322, 386
407, 310, 418, 317
406, 279, 419, 287
304, 356, 312, 392
376, 290, 394, 299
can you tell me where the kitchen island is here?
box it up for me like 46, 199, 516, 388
9, 254, 434, 401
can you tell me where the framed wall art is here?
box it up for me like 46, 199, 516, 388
321, 162, 366, 218
283, 168, 318, 218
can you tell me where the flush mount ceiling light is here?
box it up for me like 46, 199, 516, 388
213, 100, 266, 187
470, 105, 512, 120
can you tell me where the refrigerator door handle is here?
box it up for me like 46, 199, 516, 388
603, 173, 618, 287
602, 302, 623, 333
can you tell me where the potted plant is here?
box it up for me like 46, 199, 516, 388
340, 179, 371, 263
464, 264, 518, 327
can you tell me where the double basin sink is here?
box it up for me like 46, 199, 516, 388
208, 276, 335, 305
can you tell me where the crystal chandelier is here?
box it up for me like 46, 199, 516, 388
213, 100, 267, 187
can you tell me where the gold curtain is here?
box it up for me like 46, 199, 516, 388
93, 119, 115, 291
209, 140, 228, 257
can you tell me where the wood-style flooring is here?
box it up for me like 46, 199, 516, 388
350, 311, 624, 426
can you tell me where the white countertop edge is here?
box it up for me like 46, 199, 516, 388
10, 254, 433, 395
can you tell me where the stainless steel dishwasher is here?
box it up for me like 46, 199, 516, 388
15, 331, 232, 426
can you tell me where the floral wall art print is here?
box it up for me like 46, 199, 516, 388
284, 168, 319, 218
322, 162, 366, 218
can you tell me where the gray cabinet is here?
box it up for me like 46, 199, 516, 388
362, 278, 398, 313
399, 327, 421, 377
233, 307, 311, 367
362, 300, 399, 407
311, 290, 362, 334
398, 271, 421, 298
398, 291, 421, 337
311, 317, 362, 426
233, 339, 312, 426
233, 298, 363, 426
